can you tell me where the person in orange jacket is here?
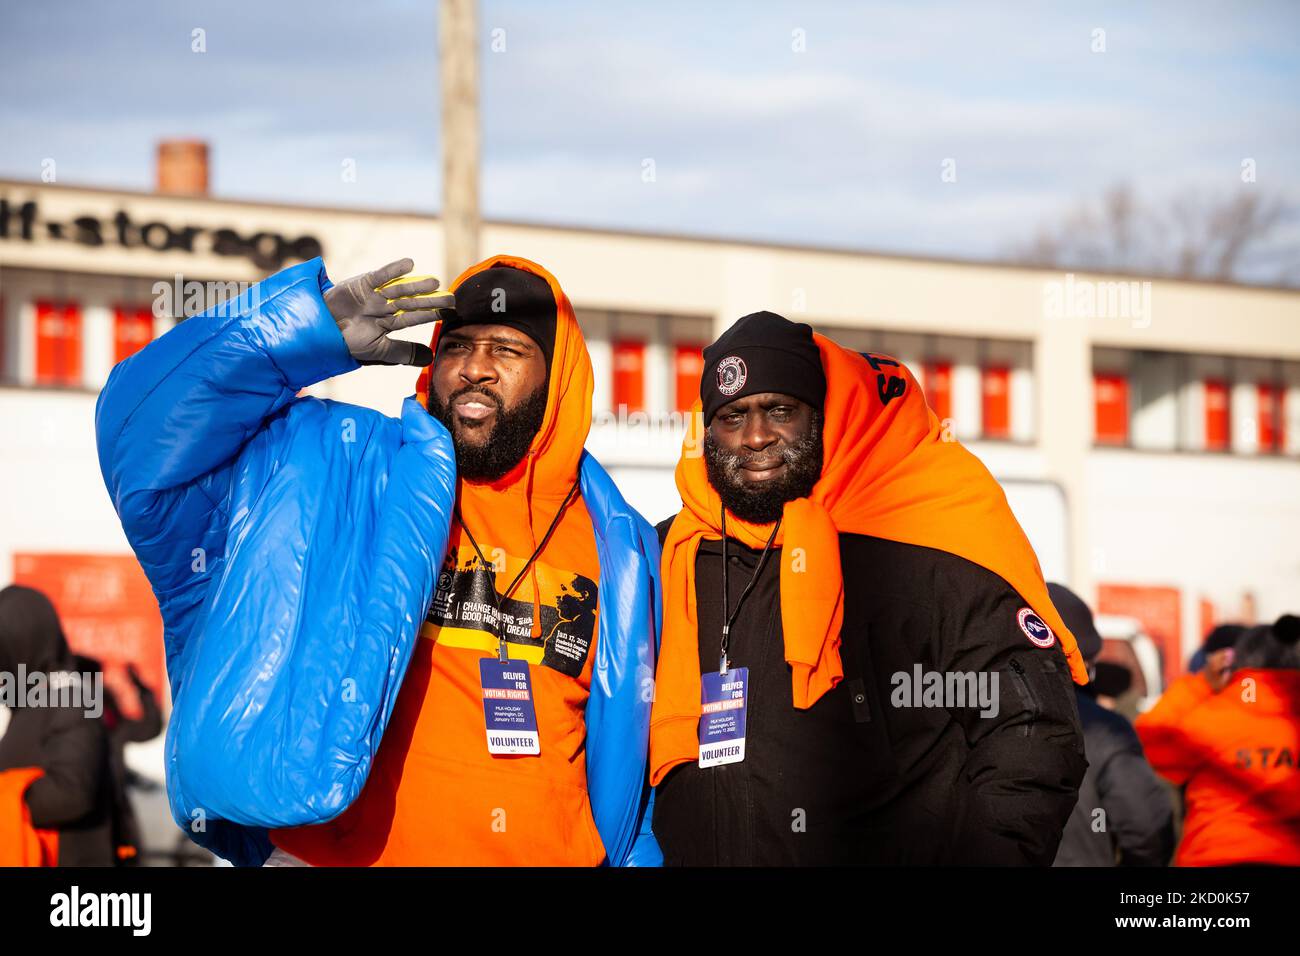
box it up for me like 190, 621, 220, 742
1135, 614, 1300, 866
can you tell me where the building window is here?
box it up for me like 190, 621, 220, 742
612, 340, 645, 413
1204, 378, 1231, 451
1257, 382, 1285, 453
673, 343, 705, 413
981, 365, 1010, 439
35, 300, 82, 387
922, 360, 952, 422
1093, 372, 1130, 445
1095, 349, 1299, 457
114, 306, 154, 366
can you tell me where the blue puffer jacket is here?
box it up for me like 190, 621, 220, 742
94, 258, 663, 866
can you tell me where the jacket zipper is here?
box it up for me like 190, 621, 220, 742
1008, 658, 1040, 738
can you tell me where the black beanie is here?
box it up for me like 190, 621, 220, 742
441, 265, 557, 369
1202, 623, 1246, 654
700, 311, 826, 425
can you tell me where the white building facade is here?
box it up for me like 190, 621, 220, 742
3, 178, 1298, 701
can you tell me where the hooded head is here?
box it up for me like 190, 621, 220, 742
413, 256, 595, 638
0, 585, 72, 676
416, 256, 592, 489
439, 265, 557, 372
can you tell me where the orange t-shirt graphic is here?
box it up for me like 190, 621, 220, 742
431, 543, 599, 679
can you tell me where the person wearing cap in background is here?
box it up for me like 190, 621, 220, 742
1136, 614, 1300, 866
96, 254, 660, 867
1048, 582, 1174, 867
1129, 624, 1249, 749
1188, 623, 1247, 688
647, 311, 1089, 865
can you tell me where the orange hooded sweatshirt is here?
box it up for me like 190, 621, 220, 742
1136, 669, 1300, 866
0, 767, 59, 866
272, 255, 606, 866
650, 338, 1088, 786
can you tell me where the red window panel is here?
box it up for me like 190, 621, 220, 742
1093, 372, 1129, 445
114, 306, 154, 365
981, 366, 1010, 439
1257, 382, 1284, 453
612, 340, 646, 413
1097, 583, 1182, 692
1204, 379, 1230, 451
673, 343, 705, 413
922, 361, 952, 422
1199, 597, 1217, 645
35, 300, 82, 387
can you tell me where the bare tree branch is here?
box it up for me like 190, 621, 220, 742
1003, 183, 1299, 287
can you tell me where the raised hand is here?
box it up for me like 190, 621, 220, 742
324, 258, 455, 367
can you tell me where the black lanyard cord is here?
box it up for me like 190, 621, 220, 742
455, 475, 582, 661
719, 505, 782, 675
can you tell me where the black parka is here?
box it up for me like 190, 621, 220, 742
651, 523, 1088, 865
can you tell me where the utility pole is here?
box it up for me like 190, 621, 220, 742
440, 0, 481, 282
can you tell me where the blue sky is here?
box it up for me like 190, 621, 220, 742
2, 0, 1297, 280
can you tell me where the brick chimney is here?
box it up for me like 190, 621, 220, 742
156, 140, 209, 196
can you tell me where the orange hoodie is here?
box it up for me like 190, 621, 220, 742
0, 767, 59, 866
272, 256, 606, 866
650, 338, 1088, 786
1136, 669, 1300, 866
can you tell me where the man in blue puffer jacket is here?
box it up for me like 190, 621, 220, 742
94, 253, 662, 866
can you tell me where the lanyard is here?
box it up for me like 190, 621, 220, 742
455, 475, 581, 662
719, 505, 781, 676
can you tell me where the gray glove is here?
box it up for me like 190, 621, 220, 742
324, 258, 455, 366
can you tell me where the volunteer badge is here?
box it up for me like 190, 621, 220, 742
699, 667, 749, 767
480, 658, 541, 755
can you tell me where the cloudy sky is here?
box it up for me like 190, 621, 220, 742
2, 0, 1297, 281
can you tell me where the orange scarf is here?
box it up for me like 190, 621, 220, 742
649, 335, 1088, 786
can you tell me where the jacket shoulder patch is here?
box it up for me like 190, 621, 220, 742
1017, 607, 1056, 648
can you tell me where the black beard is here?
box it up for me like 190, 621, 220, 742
703, 412, 823, 524
429, 383, 548, 482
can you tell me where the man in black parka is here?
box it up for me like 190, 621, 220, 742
649, 313, 1088, 865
